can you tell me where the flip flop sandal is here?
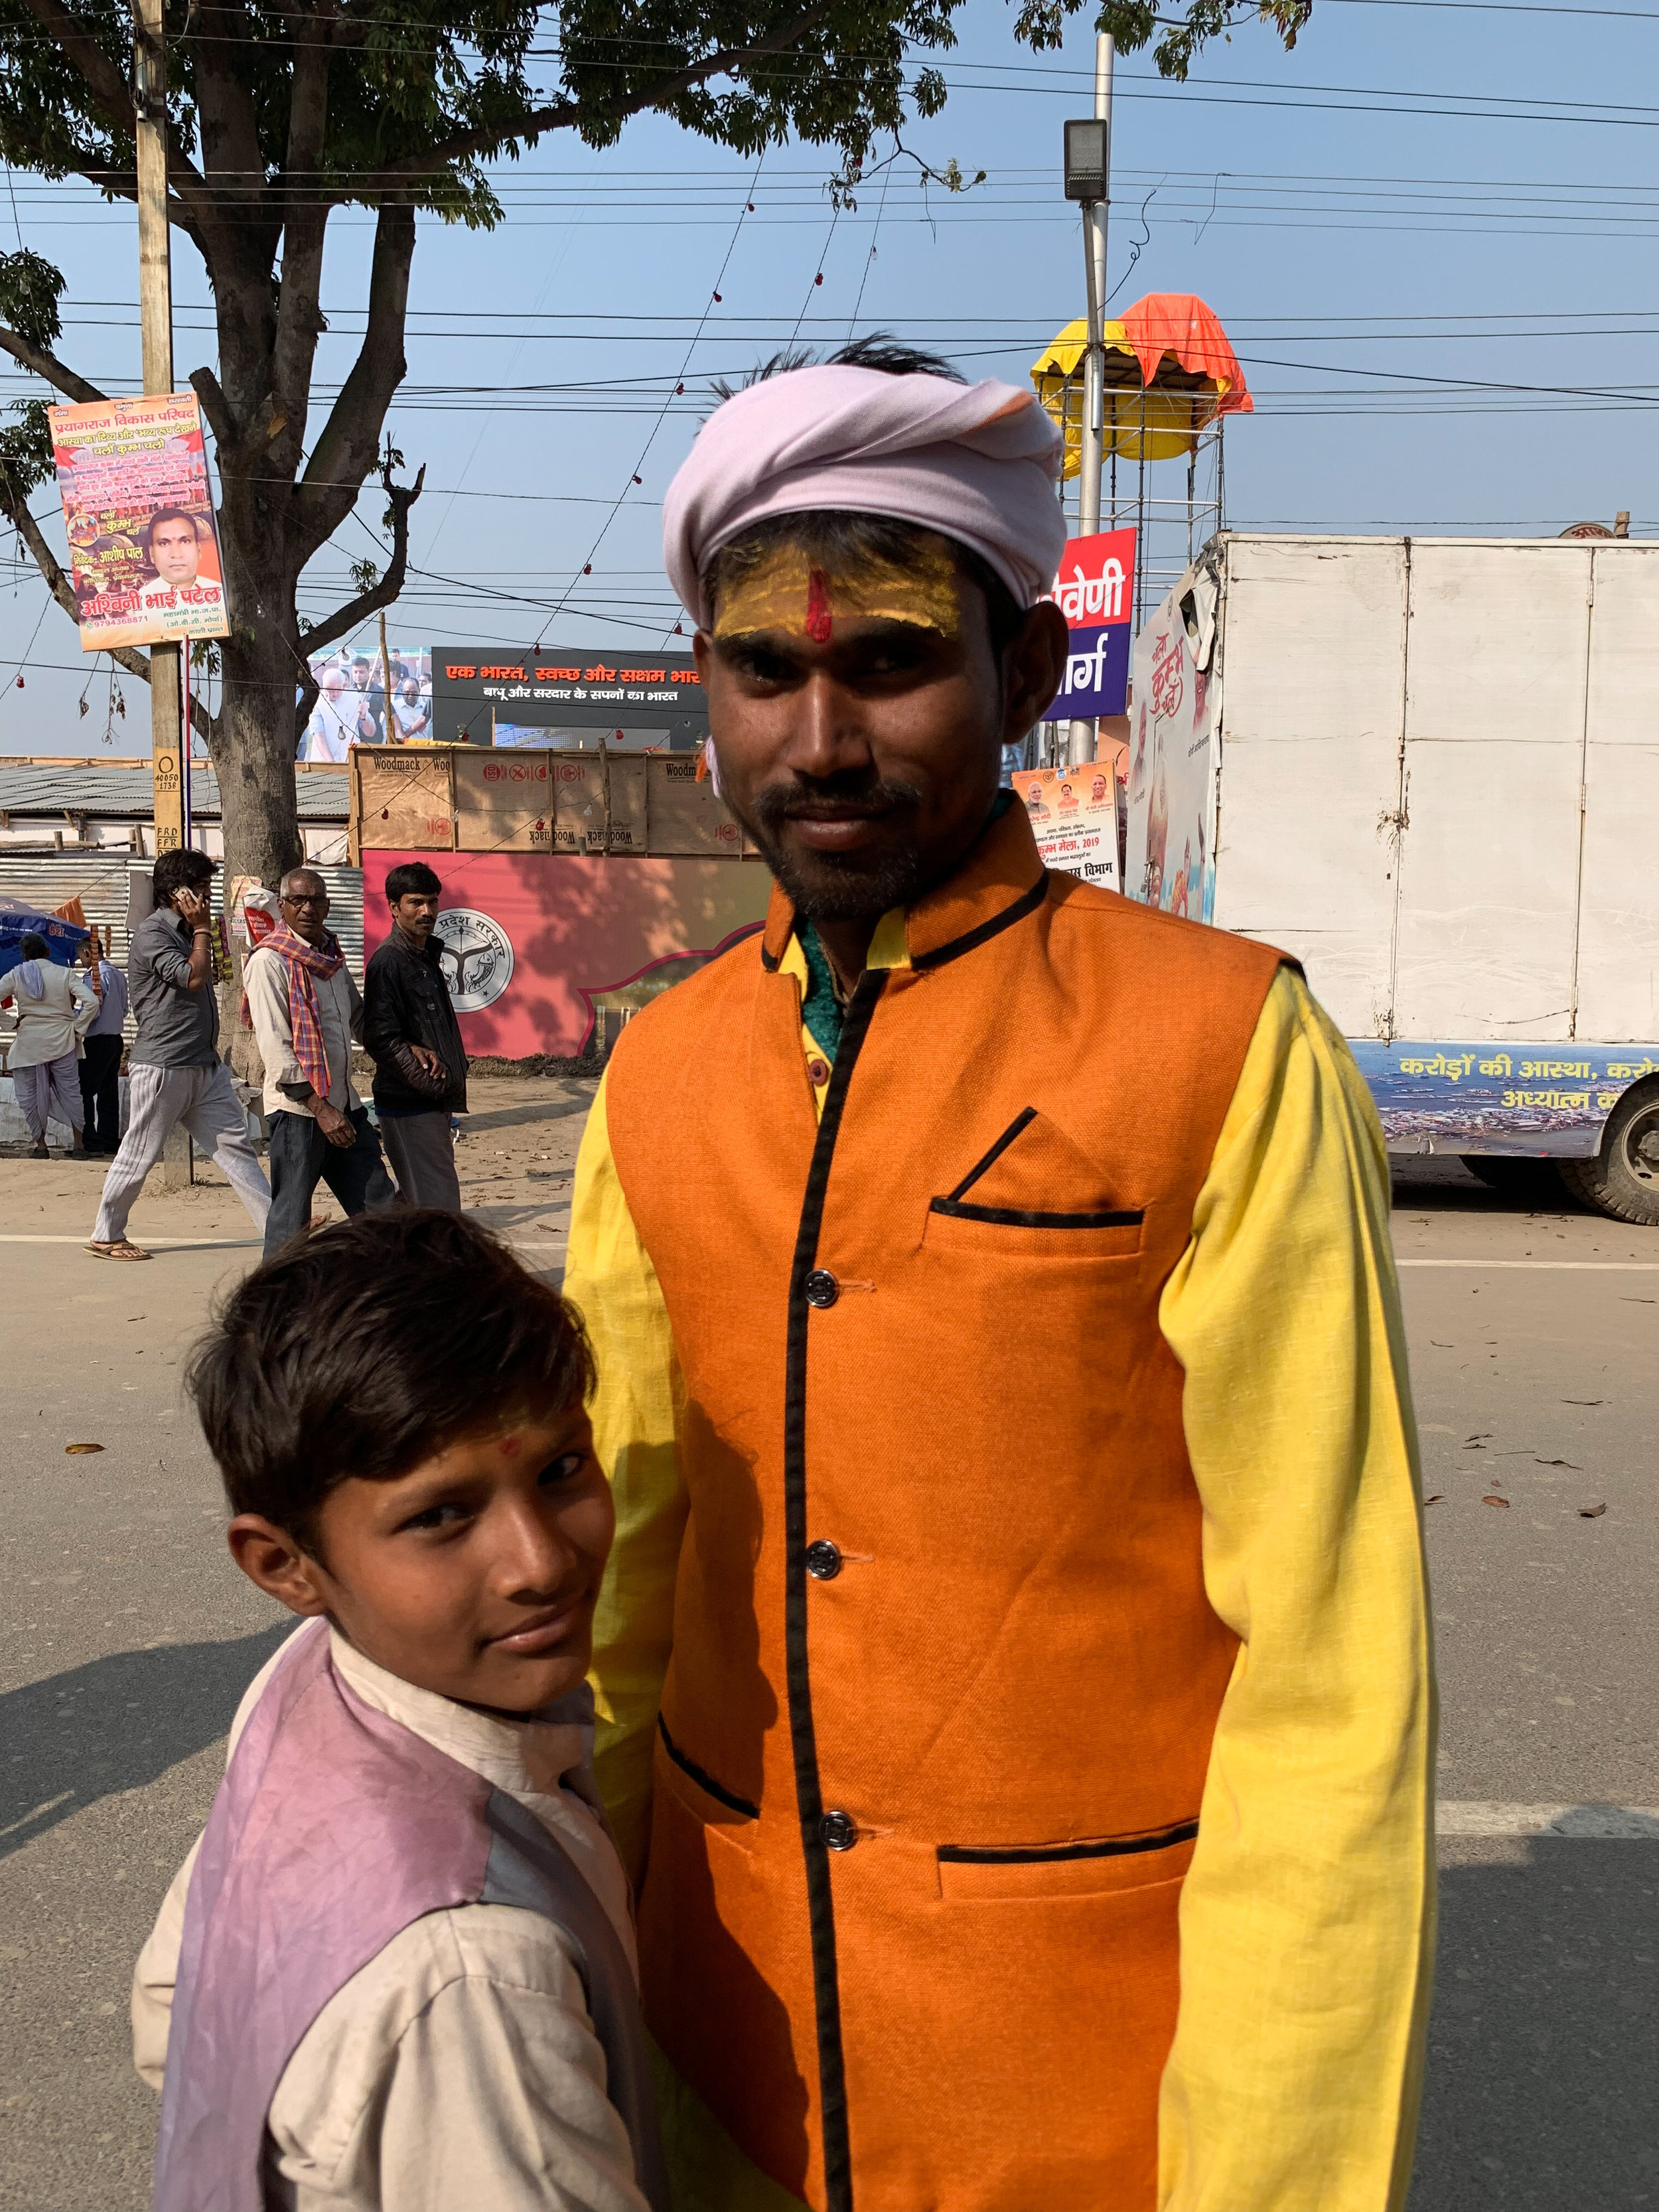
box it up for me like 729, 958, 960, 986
85, 1240, 152, 1262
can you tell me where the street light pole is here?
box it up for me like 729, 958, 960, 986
1078, 33, 1114, 540
133, 0, 186, 861
1062, 39, 1114, 769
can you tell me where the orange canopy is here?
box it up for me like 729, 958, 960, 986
1117, 295, 1252, 419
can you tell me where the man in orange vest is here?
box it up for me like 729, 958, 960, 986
565, 340, 1434, 2212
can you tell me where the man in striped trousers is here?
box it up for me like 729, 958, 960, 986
86, 848, 269, 1262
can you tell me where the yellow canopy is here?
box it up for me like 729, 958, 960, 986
1031, 317, 1233, 472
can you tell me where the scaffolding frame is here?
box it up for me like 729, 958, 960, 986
1021, 368, 1228, 771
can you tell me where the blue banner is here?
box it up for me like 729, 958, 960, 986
1047, 621, 1131, 721
1349, 1040, 1656, 1156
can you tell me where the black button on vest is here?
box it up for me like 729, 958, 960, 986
818, 1810, 857, 1851
804, 1268, 839, 1308
805, 1540, 843, 1580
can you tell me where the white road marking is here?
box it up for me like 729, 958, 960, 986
1398, 1259, 1659, 1270
1437, 1802, 1659, 1838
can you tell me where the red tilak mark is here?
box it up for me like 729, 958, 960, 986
498, 1433, 525, 1457
806, 568, 833, 644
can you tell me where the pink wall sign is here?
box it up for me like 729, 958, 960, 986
362, 850, 774, 1061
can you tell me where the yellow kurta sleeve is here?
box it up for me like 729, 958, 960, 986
564, 1072, 687, 1887
1156, 965, 1436, 2212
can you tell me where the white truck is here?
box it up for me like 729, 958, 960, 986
1125, 532, 1659, 1225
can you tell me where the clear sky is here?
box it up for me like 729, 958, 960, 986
5, 0, 1658, 753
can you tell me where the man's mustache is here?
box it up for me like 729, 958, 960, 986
750, 772, 924, 829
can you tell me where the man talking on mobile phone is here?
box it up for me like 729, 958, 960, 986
86, 849, 271, 1262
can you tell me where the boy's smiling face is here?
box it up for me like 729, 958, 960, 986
228, 1401, 612, 1714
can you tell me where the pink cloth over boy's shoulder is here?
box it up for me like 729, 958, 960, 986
662, 364, 1066, 625
153, 1620, 491, 2211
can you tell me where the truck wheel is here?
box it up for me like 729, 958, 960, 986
1459, 1155, 1570, 1203
1557, 1078, 1659, 1227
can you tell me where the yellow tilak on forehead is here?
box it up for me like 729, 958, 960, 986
711, 536, 962, 642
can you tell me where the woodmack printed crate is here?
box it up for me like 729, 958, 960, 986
350, 746, 753, 863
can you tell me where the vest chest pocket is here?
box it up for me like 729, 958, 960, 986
924, 1106, 1145, 1260
936, 1820, 1197, 1901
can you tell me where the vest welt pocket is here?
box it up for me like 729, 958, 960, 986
924, 1198, 1145, 1261
656, 1715, 759, 1830
936, 1820, 1197, 1902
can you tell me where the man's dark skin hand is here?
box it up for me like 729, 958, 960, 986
171, 883, 217, 991
695, 573, 1068, 995
388, 888, 447, 1084
279, 871, 357, 1149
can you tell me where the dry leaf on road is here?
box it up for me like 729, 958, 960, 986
1481, 1493, 1510, 1508
64, 1442, 104, 1455
1578, 1503, 1607, 1518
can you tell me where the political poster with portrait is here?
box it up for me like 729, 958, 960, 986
1124, 569, 1220, 923
1011, 765, 1120, 891
301, 642, 431, 759
47, 392, 230, 652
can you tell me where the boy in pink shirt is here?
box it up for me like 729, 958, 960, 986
134, 1211, 664, 2212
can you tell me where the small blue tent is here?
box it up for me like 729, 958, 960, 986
0, 901, 91, 974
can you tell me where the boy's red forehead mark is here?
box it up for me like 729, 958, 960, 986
805, 567, 833, 645
497, 1432, 525, 1457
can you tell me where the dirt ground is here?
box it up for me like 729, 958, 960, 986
0, 1071, 598, 1270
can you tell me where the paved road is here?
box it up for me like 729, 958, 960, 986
1, 1121, 1653, 2209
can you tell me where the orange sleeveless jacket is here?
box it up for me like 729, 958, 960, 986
602, 802, 1287, 2212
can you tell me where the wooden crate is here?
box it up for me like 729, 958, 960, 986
646, 755, 746, 855
551, 753, 648, 854
352, 749, 455, 856
349, 745, 758, 860
453, 749, 562, 853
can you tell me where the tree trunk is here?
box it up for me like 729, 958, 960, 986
211, 575, 306, 893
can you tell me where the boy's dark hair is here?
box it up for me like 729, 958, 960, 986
385, 860, 443, 903
151, 848, 217, 905
186, 1211, 595, 1550
18, 931, 50, 958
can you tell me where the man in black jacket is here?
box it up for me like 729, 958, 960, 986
360, 862, 467, 1211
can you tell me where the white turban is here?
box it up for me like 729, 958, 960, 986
662, 364, 1066, 627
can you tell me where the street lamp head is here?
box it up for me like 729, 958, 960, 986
1064, 118, 1110, 203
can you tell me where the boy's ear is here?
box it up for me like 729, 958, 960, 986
227, 1514, 331, 1617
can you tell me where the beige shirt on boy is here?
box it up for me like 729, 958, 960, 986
134, 1625, 650, 2212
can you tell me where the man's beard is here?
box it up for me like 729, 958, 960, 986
737, 771, 928, 923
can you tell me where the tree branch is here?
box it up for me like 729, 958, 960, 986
14, 0, 216, 235
369, 4, 836, 184
0, 486, 161, 696
298, 458, 425, 664
14, 0, 141, 142
0, 325, 107, 405
293, 202, 414, 552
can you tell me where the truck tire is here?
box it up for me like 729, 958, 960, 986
1459, 1155, 1571, 1203
1557, 1077, 1659, 1227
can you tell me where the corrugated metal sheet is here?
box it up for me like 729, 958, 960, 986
0, 857, 367, 1048
0, 761, 348, 822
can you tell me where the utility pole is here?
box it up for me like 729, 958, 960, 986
133, 0, 185, 860
135, 0, 192, 1190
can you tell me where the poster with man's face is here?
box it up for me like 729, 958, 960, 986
300, 644, 431, 758
47, 392, 230, 652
